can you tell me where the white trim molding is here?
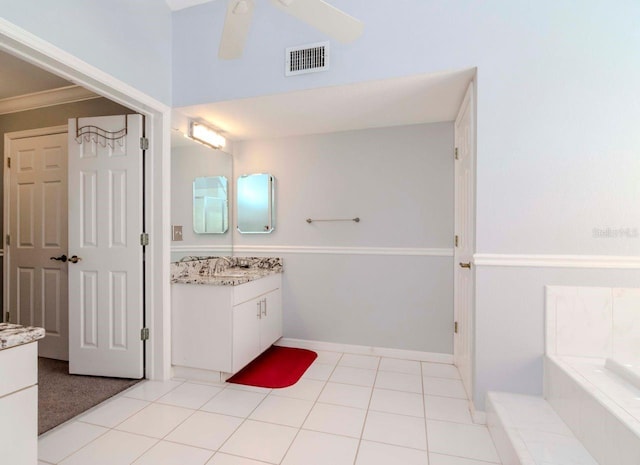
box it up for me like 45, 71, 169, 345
276, 338, 454, 364
171, 244, 233, 255
233, 245, 454, 256
474, 253, 640, 269
0, 85, 99, 115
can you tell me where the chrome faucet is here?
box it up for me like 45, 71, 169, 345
213, 256, 233, 274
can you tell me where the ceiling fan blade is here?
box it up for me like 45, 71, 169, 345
270, 0, 363, 43
218, 0, 255, 60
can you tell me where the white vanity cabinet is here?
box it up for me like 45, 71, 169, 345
0, 342, 38, 465
172, 273, 282, 375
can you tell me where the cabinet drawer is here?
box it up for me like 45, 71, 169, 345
0, 342, 37, 398
233, 273, 281, 306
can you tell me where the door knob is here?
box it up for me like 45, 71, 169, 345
69, 255, 82, 264
50, 254, 68, 262
459, 262, 471, 269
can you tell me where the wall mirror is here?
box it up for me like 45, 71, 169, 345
193, 176, 228, 234
237, 173, 275, 234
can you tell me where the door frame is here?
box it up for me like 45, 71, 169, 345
453, 78, 477, 411
0, 18, 172, 380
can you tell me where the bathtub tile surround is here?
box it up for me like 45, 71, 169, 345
38, 350, 498, 465
0, 322, 46, 349
171, 256, 283, 285
543, 285, 640, 465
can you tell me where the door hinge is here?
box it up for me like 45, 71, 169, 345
5, 311, 10, 322
140, 137, 149, 150
5, 234, 9, 246
140, 233, 149, 246
6, 157, 10, 168
454, 147, 459, 160
454, 321, 458, 334
455, 235, 459, 247
140, 328, 150, 341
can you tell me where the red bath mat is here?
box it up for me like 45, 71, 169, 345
227, 346, 317, 388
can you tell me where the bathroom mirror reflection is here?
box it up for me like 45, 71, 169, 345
237, 173, 275, 234
193, 176, 228, 234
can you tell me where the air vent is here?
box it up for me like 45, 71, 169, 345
286, 41, 329, 76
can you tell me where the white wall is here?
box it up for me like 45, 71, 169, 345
234, 123, 454, 354
1, 0, 172, 104
174, 0, 640, 406
171, 142, 233, 260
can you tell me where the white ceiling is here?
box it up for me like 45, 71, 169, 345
0, 50, 72, 100
177, 68, 475, 141
165, 0, 212, 11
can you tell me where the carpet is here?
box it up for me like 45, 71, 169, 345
38, 357, 141, 435
227, 346, 317, 388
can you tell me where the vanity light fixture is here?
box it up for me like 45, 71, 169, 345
188, 121, 226, 149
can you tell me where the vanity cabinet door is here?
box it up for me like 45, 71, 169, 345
259, 289, 282, 352
232, 297, 261, 373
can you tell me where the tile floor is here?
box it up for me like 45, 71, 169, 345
38, 350, 501, 465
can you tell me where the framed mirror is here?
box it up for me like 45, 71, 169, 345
193, 176, 228, 234
237, 173, 275, 234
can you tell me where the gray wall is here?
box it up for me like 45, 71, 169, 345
1, 0, 172, 104
233, 122, 455, 354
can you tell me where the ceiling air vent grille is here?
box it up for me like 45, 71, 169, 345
286, 42, 329, 76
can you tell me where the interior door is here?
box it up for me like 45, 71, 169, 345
8, 131, 69, 360
68, 114, 144, 378
453, 82, 475, 398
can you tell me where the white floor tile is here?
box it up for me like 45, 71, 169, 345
116, 403, 194, 438
362, 411, 427, 450
282, 429, 359, 465
58, 430, 157, 465
313, 350, 342, 365
157, 382, 224, 409
220, 420, 298, 464
423, 376, 468, 399
249, 395, 314, 427
133, 440, 214, 465
302, 362, 335, 381
330, 366, 377, 387
38, 421, 108, 464
421, 362, 461, 379
200, 388, 266, 418
369, 388, 424, 417
165, 411, 243, 450
224, 383, 272, 395
429, 453, 497, 465
427, 420, 500, 463
78, 396, 150, 428
356, 440, 429, 465
303, 402, 366, 438
339, 354, 380, 370
270, 378, 325, 401
123, 380, 184, 401
424, 396, 472, 424
379, 358, 422, 375
374, 371, 423, 394
318, 382, 372, 409
206, 453, 271, 465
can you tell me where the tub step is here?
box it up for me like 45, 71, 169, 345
486, 391, 599, 465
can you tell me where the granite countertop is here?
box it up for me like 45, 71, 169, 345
171, 256, 283, 286
0, 323, 45, 350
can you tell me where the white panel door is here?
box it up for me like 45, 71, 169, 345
8, 132, 69, 360
68, 115, 144, 378
453, 82, 475, 399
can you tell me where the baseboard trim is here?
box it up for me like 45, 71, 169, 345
171, 365, 228, 384
474, 253, 640, 269
471, 407, 487, 425
275, 338, 454, 364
